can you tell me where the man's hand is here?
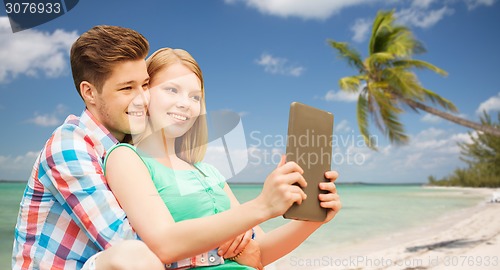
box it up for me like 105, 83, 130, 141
319, 170, 342, 223
234, 240, 263, 270
218, 229, 253, 258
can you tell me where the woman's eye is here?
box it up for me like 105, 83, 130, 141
142, 83, 149, 90
164, 87, 177, 93
120, 86, 132, 91
191, 95, 201, 102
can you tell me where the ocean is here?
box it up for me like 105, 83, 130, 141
0, 182, 486, 269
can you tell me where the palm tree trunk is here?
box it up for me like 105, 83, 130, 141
404, 99, 500, 137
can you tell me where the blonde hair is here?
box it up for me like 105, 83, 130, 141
146, 48, 208, 164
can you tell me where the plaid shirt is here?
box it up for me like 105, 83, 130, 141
12, 110, 138, 270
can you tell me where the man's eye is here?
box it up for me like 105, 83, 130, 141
120, 86, 132, 90
142, 83, 149, 90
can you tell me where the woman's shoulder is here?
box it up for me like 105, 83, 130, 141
104, 143, 144, 171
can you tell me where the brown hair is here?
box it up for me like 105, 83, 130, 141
146, 48, 208, 164
70, 25, 149, 98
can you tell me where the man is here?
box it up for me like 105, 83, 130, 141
12, 25, 165, 270
13, 24, 260, 270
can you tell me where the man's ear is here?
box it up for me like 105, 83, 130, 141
80, 81, 97, 105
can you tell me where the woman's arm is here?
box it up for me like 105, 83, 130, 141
256, 171, 342, 265
222, 160, 341, 266
105, 146, 307, 264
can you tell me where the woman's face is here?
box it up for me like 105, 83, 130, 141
148, 63, 202, 138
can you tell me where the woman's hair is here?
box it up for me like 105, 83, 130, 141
70, 25, 149, 98
146, 48, 208, 164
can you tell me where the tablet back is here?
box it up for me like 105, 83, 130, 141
283, 102, 334, 221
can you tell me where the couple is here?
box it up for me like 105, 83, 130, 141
12, 25, 342, 270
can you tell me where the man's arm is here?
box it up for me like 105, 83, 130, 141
38, 125, 136, 250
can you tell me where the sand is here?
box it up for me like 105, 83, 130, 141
268, 187, 500, 270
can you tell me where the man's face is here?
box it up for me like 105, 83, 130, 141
93, 60, 150, 141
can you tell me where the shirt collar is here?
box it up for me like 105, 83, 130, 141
79, 109, 119, 151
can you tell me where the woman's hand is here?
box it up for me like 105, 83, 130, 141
217, 229, 253, 258
257, 155, 307, 218
319, 171, 342, 223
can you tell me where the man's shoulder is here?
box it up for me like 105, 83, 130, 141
51, 114, 87, 138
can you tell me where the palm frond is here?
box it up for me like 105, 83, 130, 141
383, 67, 423, 100
369, 10, 395, 55
371, 89, 408, 144
421, 88, 458, 112
386, 26, 425, 57
339, 75, 366, 92
366, 52, 395, 69
357, 89, 377, 149
393, 59, 447, 76
328, 40, 364, 71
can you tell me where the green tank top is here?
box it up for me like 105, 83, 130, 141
105, 143, 254, 269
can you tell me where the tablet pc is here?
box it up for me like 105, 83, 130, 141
283, 102, 334, 222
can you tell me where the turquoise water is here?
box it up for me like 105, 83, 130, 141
0, 182, 485, 269
229, 184, 485, 252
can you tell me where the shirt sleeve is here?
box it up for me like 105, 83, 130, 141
38, 124, 137, 250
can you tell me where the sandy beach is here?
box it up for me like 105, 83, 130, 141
270, 187, 500, 270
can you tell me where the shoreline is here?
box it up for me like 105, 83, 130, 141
269, 186, 499, 270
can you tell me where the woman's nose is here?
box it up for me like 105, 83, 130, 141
175, 93, 190, 108
131, 89, 150, 108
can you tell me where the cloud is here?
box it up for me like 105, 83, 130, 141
26, 104, 68, 127
339, 127, 475, 183
396, 5, 454, 29
335, 119, 353, 133
255, 53, 305, 76
0, 151, 39, 180
421, 113, 442, 124
476, 92, 500, 115
351, 18, 371, 43
324, 90, 359, 102
464, 0, 496, 10
411, 0, 437, 9
224, 0, 373, 20
0, 16, 78, 83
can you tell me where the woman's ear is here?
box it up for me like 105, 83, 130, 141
80, 81, 97, 105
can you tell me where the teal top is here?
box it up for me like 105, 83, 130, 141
104, 143, 253, 269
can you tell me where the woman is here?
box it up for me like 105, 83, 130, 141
104, 48, 341, 269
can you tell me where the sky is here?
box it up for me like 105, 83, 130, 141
0, 0, 499, 183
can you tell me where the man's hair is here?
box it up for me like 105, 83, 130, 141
70, 25, 149, 98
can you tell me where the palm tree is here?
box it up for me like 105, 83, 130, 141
328, 10, 500, 149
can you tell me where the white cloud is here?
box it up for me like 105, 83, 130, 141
26, 104, 68, 127
0, 151, 39, 180
476, 92, 500, 115
324, 90, 359, 102
351, 18, 371, 43
396, 6, 454, 28
411, 0, 437, 9
464, 0, 496, 10
335, 119, 353, 133
255, 53, 305, 77
224, 0, 373, 20
0, 16, 78, 83
421, 113, 442, 124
